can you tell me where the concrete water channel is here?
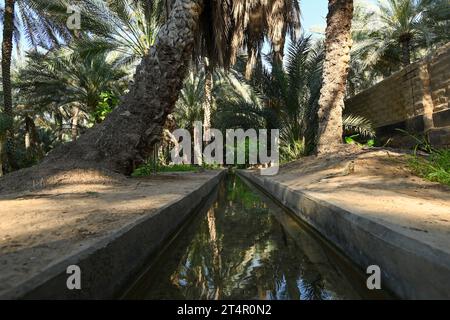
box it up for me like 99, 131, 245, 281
123, 174, 391, 300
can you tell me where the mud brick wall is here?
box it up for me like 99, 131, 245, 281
345, 43, 450, 147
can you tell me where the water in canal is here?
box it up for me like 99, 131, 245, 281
124, 175, 389, 300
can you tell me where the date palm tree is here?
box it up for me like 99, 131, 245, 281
175, 63, 258, 133
315, 0, 354, 154
17, 49, 127, 141
215, 35, 374, 160
246, 36, 325, 153
0, 111, 13, 176
352, 0, 450, 71
0, 0, 304, 189
174, 69, 205, 132
1, 0, 71, 170
74, 0, 164, 68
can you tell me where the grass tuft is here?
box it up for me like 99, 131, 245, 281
408, 149, 450, 186
132, 163, 199, 177
132, 162, 221, 177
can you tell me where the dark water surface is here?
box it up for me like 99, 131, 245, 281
124, 175, 389, 300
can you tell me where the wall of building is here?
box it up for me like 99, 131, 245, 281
345, 43, 450, 147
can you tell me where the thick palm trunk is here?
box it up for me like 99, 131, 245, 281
1, 0, 18, 170
0, 0, 204, 193
315, 0, 354, 154
43, 0, 202, 174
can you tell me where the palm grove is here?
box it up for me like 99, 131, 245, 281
0, 0, 448, 186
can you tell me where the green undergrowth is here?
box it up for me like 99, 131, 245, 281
132, 162, 221, 177
408, 149, 450, 186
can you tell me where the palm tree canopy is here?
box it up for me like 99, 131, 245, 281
74, 0, 164, 68
0, 0, 73, 50
75, 0, 300, 69
17, 48, 127, 115
174, 69, 206, 131
352, 0, 450, 70
215, 35, 324, 148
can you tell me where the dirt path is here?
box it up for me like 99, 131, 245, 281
0, 171, 220, 297
1, 148, 449, 297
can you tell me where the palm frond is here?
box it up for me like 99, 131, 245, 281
343, 115, 376, 138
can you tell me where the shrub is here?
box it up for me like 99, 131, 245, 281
132, 162, 200, 177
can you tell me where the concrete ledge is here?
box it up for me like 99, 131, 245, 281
1, 170, 225, 299
238, 170, 450, 299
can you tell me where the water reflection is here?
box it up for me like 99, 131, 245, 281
125, 176, 388, 300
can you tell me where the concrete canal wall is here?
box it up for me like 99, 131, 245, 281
238, 170, 450, 300
1, 170, 225, 299
345, 43, 450, 147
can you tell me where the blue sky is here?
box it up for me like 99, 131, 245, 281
301, 0, 378, 35
261, 0, 379, 63
260, 1, 331, 59
301, 0, 329, 35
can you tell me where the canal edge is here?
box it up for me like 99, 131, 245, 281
1, 170, 226, 300
237, 170, 450, 300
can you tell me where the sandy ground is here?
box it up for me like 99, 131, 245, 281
0, 170, 220, 297
1, 148, 449, 297
256, 148, 450, 255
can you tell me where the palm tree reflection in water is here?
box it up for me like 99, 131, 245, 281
129, 176, 388, 300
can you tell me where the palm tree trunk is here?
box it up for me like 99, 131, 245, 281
54, 112, 64, 142
71, 106, 80, 141
0, 0, 204, 192
1, 0, 18, 170
401, 39, 411, 66
203, 62, 213, 141
316, 0, 354, 154
25, 116, 31, 151
24, 114, 43, 159
43, 0, 204, 174
0, 138, 4, 177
